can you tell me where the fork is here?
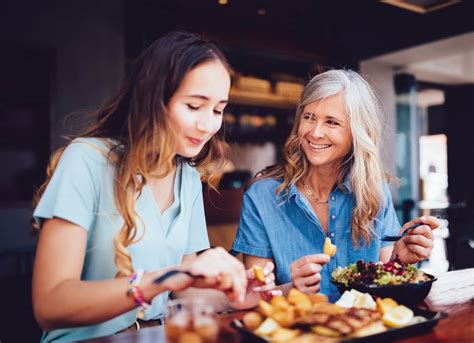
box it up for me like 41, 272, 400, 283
153, 269, 203, 284
380, 222, 425, 241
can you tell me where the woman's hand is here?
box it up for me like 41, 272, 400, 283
162, 247, 247, 303
393, 215, 440, 264
290, 254, 330, 294
230, 262, 282, 310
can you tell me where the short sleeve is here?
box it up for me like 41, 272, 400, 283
380, 184, 402, 247
33, 142, 100, 231
184, 187, 210, 254
231, 189, 273, 258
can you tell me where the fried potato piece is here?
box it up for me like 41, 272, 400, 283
242, 311, 263, 331
272, 308, 296, 327
271, 327, 301, 341
253, 265, 266, 282
308, 293, 329, 304
323, 237, 337, 257
287, 288, 312, 313
258, 300, 274, 317
271, 296, 292, 311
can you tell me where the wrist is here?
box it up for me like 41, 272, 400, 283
141, 272, 163, 299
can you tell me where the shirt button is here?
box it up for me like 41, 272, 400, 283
331, 196, 335, 201
331, 214, 336, 220
330, 232, 335, 238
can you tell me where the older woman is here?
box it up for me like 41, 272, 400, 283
232, 69, 439, 301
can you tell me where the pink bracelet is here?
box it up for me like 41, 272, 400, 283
127, 269, 150, 319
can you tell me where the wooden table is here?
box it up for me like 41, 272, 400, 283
88, 269, 474, 342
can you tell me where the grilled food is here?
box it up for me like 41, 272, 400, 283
244, 288, 421, 341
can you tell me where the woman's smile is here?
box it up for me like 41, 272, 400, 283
307, 140, 332, 151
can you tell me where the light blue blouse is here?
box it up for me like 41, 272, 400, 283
232, 177, 400, 302
33, 138, 210, 342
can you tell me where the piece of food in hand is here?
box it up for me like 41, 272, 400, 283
253, 265, 266, 282
323, 237, 337, 257
271, 327, 301, 341
376, 297, 398, 314
254, 317, 280, 336
242, 311, 263, 331
382, 305, 414, 328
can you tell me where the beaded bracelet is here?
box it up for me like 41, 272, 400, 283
127, 269, 150, 319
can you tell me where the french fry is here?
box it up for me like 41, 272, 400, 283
253, 265, 266, 282
323, 237, 337, 257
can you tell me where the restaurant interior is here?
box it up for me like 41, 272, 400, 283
0, 0, 473, 341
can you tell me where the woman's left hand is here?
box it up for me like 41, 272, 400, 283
393, 215, 440, 264
230, 261, 282, 310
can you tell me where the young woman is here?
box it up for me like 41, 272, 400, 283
232, 69, 439, 301
32, 31, 277, 342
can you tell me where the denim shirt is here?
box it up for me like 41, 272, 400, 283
231, 177, 400, 302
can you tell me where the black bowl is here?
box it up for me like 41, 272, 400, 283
331, 273, 437, 306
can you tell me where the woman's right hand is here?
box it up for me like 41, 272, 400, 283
161, 247, 248, 303
290, 254, 330, 294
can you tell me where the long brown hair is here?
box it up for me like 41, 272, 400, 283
33, 31, 231, 276
254, 70, 387, 247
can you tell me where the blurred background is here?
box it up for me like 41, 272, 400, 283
0, 0, 473, 341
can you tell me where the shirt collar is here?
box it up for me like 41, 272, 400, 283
338, 174, 352, 194
286, 182, 299, 200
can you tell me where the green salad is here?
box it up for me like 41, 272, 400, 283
331, 257, 429, 286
